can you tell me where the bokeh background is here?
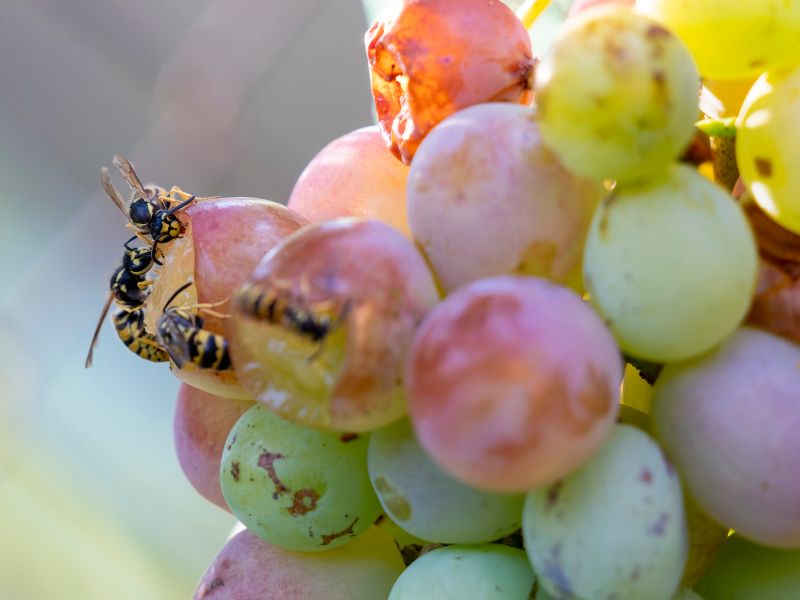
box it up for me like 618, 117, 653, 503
0, 0, 568, 597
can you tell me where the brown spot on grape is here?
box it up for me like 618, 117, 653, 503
209, 578, 224, 591
257, 451, 289, 498
230, 462, 240, 482
288, 488, 319, 516
374, 513, 386, 526
647, 512, 670, 536
639, 468, 653, 485
321, 517, 359, 546
755, 157, 773, 178
647, 24, 670, 39
546, 481, 564, 510
340, 433, 359, 443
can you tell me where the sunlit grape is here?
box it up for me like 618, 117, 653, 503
388, 544, 535, 599
523, 425, 687, 600
637, 0, 800, 80
288, 126, 410, 237
535, 6, 699, 183
584, 165, 758, 362
145, 198, 308, 399
194, 526, 404, 599
229, 218, 439, 432
368, 418, 523, 544
366, 0, 533, 164
407, 276, 620, 493
737, 68, 800, 235
220, 404, 381, 552
653, 328, 800, 547
174, 384, 253, 510
407, 103, 603, 294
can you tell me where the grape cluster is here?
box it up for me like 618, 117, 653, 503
96, 1, 800, 598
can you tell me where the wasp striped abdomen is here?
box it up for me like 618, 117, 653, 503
113, 309, 169, 363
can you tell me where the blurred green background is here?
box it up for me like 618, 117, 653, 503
0, 0, 569, 597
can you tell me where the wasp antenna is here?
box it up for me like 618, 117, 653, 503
165, 195, 197, 216
85, 292, 115, 368
164, 281, 194, 311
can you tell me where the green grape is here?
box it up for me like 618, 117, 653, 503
637, 0, 800, 80
523, 425, 688, 600
220, 405, 381, 552
368, 419, 524, 544
388, 545, 535, 599
535, 6, 699, 183
736, 68, 800, 235
694, 536, 800, 600
583, 164, 757, 362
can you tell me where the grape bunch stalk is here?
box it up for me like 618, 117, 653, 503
94, 0, 800, 598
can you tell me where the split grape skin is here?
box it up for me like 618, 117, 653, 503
229, 218, 439, 432
193, 527, 404, 600
173, 384, 254, 511
287, 126, 410, 237
365, 0, 534, 164
406, 276, 621, 493
407, 102, 603, 294
143, 197, 309, 399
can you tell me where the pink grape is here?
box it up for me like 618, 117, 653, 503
287, 126, 410, 237
653, 327, 800, 548
408, 103, 603, 294
407, 276, 621, 492
193, 527, 404, 599
173, 384, 253, 511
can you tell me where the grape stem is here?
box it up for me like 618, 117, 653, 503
696, 117, 737, 138
516, 0, 553, 29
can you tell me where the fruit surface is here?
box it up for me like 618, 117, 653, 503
287, 126, 410, 237
637, 0, 800, 80
194, 526, 404, 599
407, 275, 621, 492
368, 418, 524, 544
388, 544, 535, 599
737, 68, 800, 235
652, 327, 800, 547
523, 425, 687, 600
220, 404, 381, 551
535, 6, 700, 183
584, 165, 758, 362
408, 103, 603, 293
366, 0, 533, 164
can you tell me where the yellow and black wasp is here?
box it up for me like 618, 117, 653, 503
102, 155, 197, 264
157, 282, 232, 371
85, 238, 168, 368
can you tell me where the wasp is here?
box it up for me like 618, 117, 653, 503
157, 282, 233, 371
85, 238, 168, 368
102, 155, 197, 264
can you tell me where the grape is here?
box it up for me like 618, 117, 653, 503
368, 418, 524, 544
144, 197, 308, 399
694, 535, 800, 600
229, 218, 439, 432
523, 425, 687, 600
388, 544, 535, 599
220, 404, 381, 552
637, 0, 800, 80
365, 0, 533, 164
652, 327, 800, 548
287, 126, 410, 237
194, 526, 404, 599
737, 68, 800, 235
583, 164, 758, 362
407, 275, 621, 493
534, 6, 700, 183
174, 384, 254, 511
407, 103, 603, 294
